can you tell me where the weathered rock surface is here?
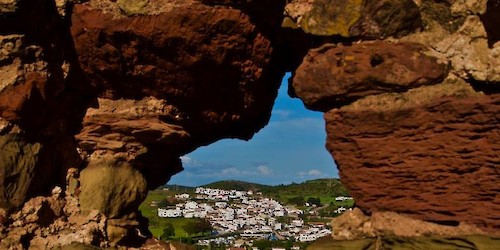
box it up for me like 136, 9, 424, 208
0, 0, 89, 214
325, 87, 500, 231
71, 0, 282, 221
1, 0, 286, 247
0, 134, 41, 210
331, 208, 488, 240
1, 0, 500, 248
76, 97, 189, 188
291, 0, 500, 233
0, 186, 108, 249
71, 2, 281, 142
293, 41, 448, 111
309, 233, 500, 250
283, 0, 422, 38
79, 158, 147, 219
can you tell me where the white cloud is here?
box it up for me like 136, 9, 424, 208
180, 156, 193, 165
307, 169, 323, 176
257, 165, 273, 176
272, 109, 293, 119
180, 155, 205, 168
222, 168, 241, 176
299, 169, 324, 177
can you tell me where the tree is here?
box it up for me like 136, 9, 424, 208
158, 199, 171, 208
196, 218, 213, 234
182, 221, 197, 236
288, 196, 305, 206
307, 197, 321, 206
161, 223, 175, 239
253, 240, 274, 250
183, 218, 213, 236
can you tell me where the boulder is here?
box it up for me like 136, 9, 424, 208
283, 0, 422, 38
326, 81, 500, 231
292, 41, 447, 111
79, 158, 147, 219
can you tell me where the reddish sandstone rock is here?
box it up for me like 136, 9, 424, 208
69, 1, 285, 245
330, 208, 487, 240
326, 84, 500, 231
71, 2, 281, 142
292, 41, 448, 111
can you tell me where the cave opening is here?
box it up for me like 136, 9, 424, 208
168, 73, 337, 187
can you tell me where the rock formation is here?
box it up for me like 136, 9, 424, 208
0, 0, 499, 248
291, 0, 500, 233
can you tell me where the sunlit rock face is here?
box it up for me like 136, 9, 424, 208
0, 0, 284, 248
283, 0, 422, 38
292, 41, 448, 111
292, 0, 500, 233
71, 1, 283, 232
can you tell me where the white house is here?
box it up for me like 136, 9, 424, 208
158, 208, 182, 218
291, 220, 304, 227
215, 202, 228, 208
335, 207, 347, 213
185, 201, 198, 209
175, 193, 190, 200
335, 196, 353, 201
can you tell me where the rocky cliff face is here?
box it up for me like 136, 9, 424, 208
1, 0, 284, 248
0, 0, 499, 248
292, 0, 500, 233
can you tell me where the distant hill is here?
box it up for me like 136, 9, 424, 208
164, 178, 350, 201
202, 180, 270, 191
261, 178, 350, 198
199, 179, 349, 197
162, 184, 195, 192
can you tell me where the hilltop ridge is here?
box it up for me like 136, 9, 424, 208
164, 178, 350, 199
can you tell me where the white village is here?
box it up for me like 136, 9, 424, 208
153, 187, 353, 248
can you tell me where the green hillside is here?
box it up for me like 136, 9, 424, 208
260, 178, 351, 205
198, 178, 351, 206
262, 178, 349, 197
162, 184, 195, 193
202, 180, 270, 191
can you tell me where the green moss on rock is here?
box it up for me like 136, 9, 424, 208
0, 134, 42, 210
117, 0, 149, 16
79, 157, 147, 218
299, 0, 364, 36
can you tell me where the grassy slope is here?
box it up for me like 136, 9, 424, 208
140, 179, 352, 237
139, 189, 196, 238
261, 179, 351, 206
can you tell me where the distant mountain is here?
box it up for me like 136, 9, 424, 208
198, 178, 349, 197
165, 178, 350, 199
162, 184, 195, 192
261, 178, 350, 198
202, 180, 270, 191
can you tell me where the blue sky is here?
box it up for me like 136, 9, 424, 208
168, 73, 338, 186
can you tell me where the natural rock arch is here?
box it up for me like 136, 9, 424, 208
0, 0, 498, 248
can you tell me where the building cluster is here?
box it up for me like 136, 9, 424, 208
156, 187, 332, 245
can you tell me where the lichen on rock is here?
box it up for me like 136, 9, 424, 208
299, 0, 363, 36
0, 134, 42, 210
79, 157, 147, 219
117, 0, 149, 16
